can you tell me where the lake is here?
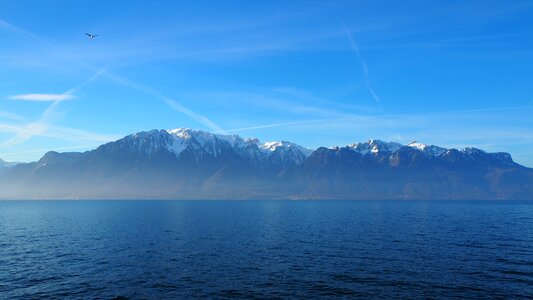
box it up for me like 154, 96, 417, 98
1, 200, 532, 298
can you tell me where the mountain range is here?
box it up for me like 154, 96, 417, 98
0, 128, 532, 200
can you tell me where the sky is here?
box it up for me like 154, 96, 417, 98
1, 0, 533, 166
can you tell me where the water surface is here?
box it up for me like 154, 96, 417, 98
1, 200, 532, 298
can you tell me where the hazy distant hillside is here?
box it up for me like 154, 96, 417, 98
0, 128, 531, 200
0, 159, 18, 168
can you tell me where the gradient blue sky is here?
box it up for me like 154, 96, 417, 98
1, 0, 533, 166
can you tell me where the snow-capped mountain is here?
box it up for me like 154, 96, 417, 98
344, 139, 516, 167
100, 128, 313, 169
407, 141, 447, 157
0, 128, 530, 200
348, 139, 402, 155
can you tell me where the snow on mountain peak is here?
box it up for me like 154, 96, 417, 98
167, 128, 246, 149
347, 139, 449, 158
348, 139, 402, 155
260, 141, 290, 151
407, 141, 427, 150
167, 127, 192, 139
258, 141, 313, 157
164, 128, 312, 162
407, 141, 447, 157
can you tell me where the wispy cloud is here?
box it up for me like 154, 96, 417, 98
8, 93, 76, 102
344, 27, 383, 106
0, 18, 50, 46
1, 101, 62, 147
65, 66, 107, 94
163, 97, 225, 133
103, 71, 225, 133
202, 90, 359, 119
225, 119, 332, 133
1, 12, 382, 71
270, 87, 377, 112
44, 125, 119, 144
1, 17, 223, 134
6, 66, 107, 103
365, 85, 382, 104
0, 143, 103, 162
0, 122, 117, 146
1, 68, 106, 147
0, 18, 21, 32
0, 111, 26, 121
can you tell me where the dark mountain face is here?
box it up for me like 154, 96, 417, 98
0, 128, 531, 200
284, 146, 532, 200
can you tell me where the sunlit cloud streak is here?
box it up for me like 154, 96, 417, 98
0, 18, 51, 46
103, 71, 225, 133
270, 87, 378, 113
0, 111, 26, 121
225, 119, 332, 133
163, 97, 225, 133
1, 18, 222, 134
7, 66, 106, 103
203, 91, 361, 119
344, 26, 382, 106
1, 67, 107, 147
9, 93, 75, 102
0, 122, 118, 146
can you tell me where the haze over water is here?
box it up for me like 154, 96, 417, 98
1, 200, 532, 298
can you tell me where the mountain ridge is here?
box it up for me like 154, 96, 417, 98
0, 128, 531, 200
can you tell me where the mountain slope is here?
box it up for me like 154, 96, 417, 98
0, 158, 18, 168
0, 129, 531, 200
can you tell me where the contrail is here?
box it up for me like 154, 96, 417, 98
344, 26, 382, 106
0, 18, 51, 46
1, 18, 224, 134
103, 71, 225, 133
65, 65, 108, 95
9, 66, 108, 102
225, 119, 332, 133
1, 68, 107, 147
0, 122, 117, 148
163, 97, 225, 133
0, 111, 26, 121
366, 85, 382, 104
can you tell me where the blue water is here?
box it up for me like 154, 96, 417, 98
1, 200, 532, 299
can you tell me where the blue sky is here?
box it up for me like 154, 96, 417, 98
1, 0, 533, 166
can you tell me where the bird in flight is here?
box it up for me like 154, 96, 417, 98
85, 33, 99, 39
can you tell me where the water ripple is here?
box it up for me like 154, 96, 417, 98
0, 200, 532, 298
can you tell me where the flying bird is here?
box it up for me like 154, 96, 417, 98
85, 33, 99, 39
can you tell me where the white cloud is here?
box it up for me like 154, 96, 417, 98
2, 67, 106, 147
8, 93, 75, 102
0, 122, 118, 147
